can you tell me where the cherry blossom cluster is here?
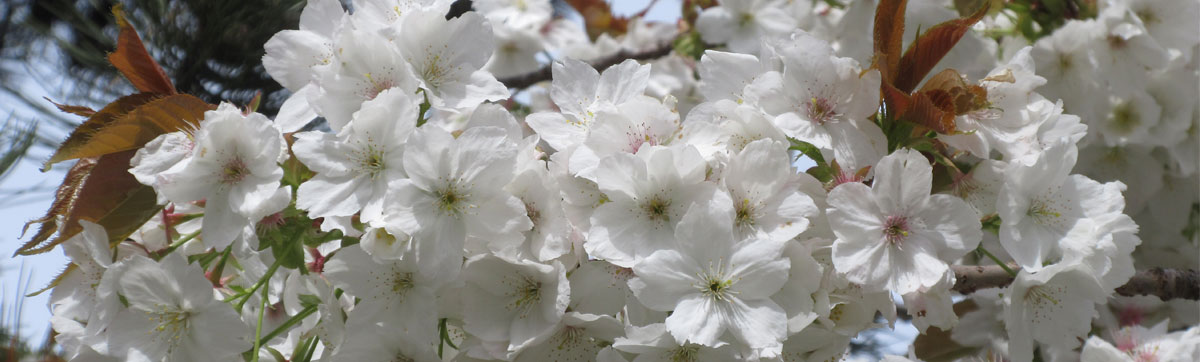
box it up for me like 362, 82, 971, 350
41, 0, 1198, 361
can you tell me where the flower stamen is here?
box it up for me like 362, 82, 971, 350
642, 195, 673, 222
883, 215, 910, 246
694, 259, 738, 302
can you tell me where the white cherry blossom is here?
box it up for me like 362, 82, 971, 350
293, 88, 418, 222
629, 204, 790, 357
526, 58, 651, 151
147, 103, 288, 249
461, 254, 569, 360
384, 126, 530, 274
311, 27, 419, 131
396, 10, 509, 111
827, 148, 982, 294
721, 139, 818, 242
586, 145, 725, 267
105, 254, 250, 362
998, 140, 1132, 272
611, 323, 739, 362
695, 0, 797, 54
323, 244, 441, 346
1005, 262, 1109, 362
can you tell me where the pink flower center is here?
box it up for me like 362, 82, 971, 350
363, 73, 396, 100
1118, 305, 1145, 327
1134, 349, 1160, 362
828, 169, 865, 190
883, 215, 910, 245
806, 97, 840, 125
626, 129, 657, 154
221, 157, 250, 185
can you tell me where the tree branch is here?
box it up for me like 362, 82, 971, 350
951, 265, 1200, 300
497, 41, 677, 90
1115, 267, 1200, 301
950, 264, 1016, 295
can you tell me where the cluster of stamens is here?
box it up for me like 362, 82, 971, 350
642, 195, 673, 222
391, 271, 415, 295
419, 46, 459, 90
433, 181, 472, 218
669, 345, 701, 362
363, 72, 396, 100
505, 274, 543, 318
148, 305, 191, 353
220, 157, 250, 185
1023, 286, 1060, 306
806, 96, 840, 125
694, 259, 737, 302
883, 215, 910, 246
357, 142, 387, 178
1026, 199, 1063, 226
734, 197, 757, 229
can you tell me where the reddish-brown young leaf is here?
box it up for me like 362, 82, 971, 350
871, 0, 909, 84
107, 5, 176, 95
919, 68, 990, 116
19, 158, 96, 254
45, 97, 96, 117
43, 92, 159, 170
882, 82, 913, 118
70, 151, 162, 250
77, 94, 212, 156
892, 3, 990, 93
903, 89, 957, 134
26, 264, 76, 297
565, 0, 629, 40
44, 94, 212, 169
17, 150, 161, 256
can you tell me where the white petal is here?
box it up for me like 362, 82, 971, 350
630, 250, 702, 311
724, 298, 787, 352
526, 112, 588, 152
665, 295, 725, 347
872, 149, 932, 214
728, 239, 789, 299
274, 84, 319, 133
596, 59, 651, 106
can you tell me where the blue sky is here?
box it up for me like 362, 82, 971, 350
1, 105, 69, 343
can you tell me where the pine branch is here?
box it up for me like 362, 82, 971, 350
497, 41, 677, 90
950, 265, 1200, 300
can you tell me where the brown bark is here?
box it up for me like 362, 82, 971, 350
1115, 267, 1200, 301
950, 264, 1016, 295
496, 41, 676, 90
950, 265, 1200, 300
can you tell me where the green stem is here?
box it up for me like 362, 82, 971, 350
297, 336, 320, 362
207, 246, 232, 286
978, 247, 1018, 277
416, 90, 431, 127
438, 318, 457, 357
258, 305, 318, 344
161, 230, 200, 256
251, 277, 269, 362
233, 260, 281, 310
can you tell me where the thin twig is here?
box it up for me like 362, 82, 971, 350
497, 41, 677, 90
